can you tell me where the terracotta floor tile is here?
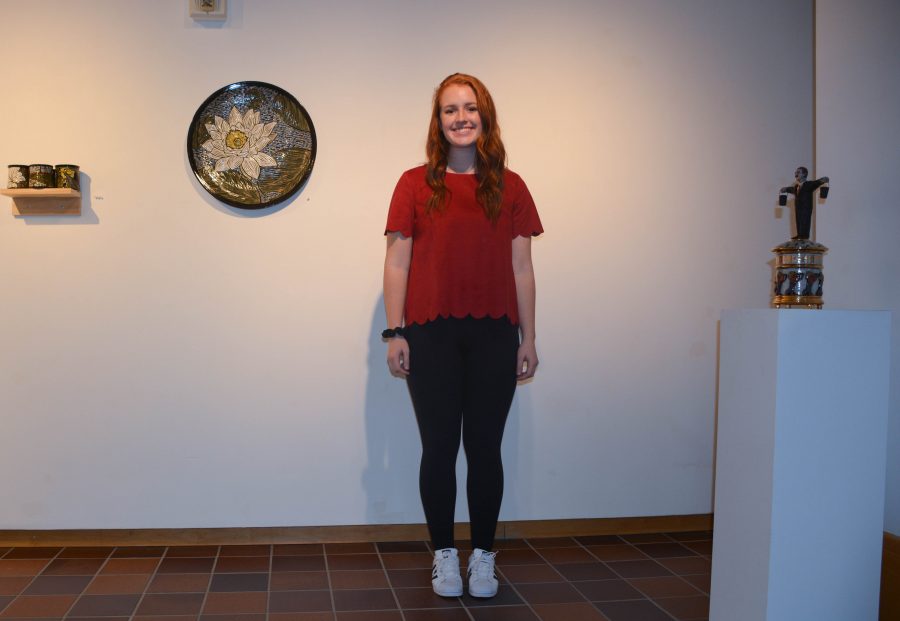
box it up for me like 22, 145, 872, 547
494, 549, 544, 565
606, 560, 672, 579
0, 578, 31, 596
654, 595, 709, 620
136, 593, 206, 615
0, 562, 48, 578
23, 576, 92, 596
329, 570, 388, 590
324, 543, 376, 555
376, 541, 429, 554
498, 564, 563, 584
594, 599, 673, 621
394, 586, 461, 609
386, 569, 430, 588
681, 574, 710, 594
85, 574, 151, 595
380, 553, 434, 570
148, 572, 211, 593
0, 598, 11, 614
468, 606, 540, 620
268, 590, 333, 613
272, 556, 326, 572
493, 539, 529, 550
537, 548, 595, 564
572, 579, 644, 602
133, 615, 198, 621
200, 614, 266, 621
587, 546, 648, 562
554, 563, 617, 581
683, 542, 712, 556
0, 550, 10, 559
219, 545, 271, 557
575, 536, 624, 546
619, 534, 671, 544
516, 582, 586, 604
628, 576, 701, 598
532, 602, 610, 621
326, 555, 381, 571
67, 594, 141, 617
633, 543, 696, 559
0, 594, 76, 617
57, 548, 113, 560
332, 588, 396, 611
269, 613, 334, 621
2, 550, 59, 561
202, 592, 267, 614
271, 544, 324, 557
39, 559, 104, 576
403, 609, 471, 621
110, 547, 166, 559
157, 558, 216, 574
269, 572, 329, 591
214, 557, 269, 573
165, 546, 219, 558
335, 612, 400, 621
100, 558, 160, 574
526, 538, 578, 548
461, 584, 523, 607
656, 557, 710, 575
209, 573, 268, 593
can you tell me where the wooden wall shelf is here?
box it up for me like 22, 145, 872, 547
1, 188, 82, 215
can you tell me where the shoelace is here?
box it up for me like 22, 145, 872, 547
471, 551, 497, 578
433, 552, 458, 579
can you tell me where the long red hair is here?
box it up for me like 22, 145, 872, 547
425, 73, 506, 222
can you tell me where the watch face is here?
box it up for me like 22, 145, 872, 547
187, 81, 316, 209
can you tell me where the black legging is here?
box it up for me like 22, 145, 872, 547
404, 316, 519, 551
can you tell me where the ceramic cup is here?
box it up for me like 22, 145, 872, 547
7, 165, 29, 189
54, 164, 80, 191
28, 164, 54, 189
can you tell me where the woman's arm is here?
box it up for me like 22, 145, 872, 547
384, 232, 413, 376
512, 235, 538, 380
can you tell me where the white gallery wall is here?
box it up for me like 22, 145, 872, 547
0, 0, 890, 531
816, 0, 900, 536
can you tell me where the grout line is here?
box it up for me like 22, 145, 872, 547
265, 543, 272, 621
124, 544, 165, 621
373, 542, 406, 621
321, 544, 337, 621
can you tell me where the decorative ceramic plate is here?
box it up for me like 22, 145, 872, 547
187, 81, 316, 209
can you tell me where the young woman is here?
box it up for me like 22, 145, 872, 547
383, 73, 543, 598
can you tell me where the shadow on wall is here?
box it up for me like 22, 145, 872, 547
363, 295, 422, 525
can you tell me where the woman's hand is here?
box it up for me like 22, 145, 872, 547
387, 337, 410, 377
516, 340, 538, 380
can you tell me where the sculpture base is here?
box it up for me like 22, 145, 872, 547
771, 239, 828, 309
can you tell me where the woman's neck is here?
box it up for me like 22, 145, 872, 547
446, 146, 476, 174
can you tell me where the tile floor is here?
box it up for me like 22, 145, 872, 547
0, 531, 712, 621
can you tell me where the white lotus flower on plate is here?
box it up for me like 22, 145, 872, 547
201, 106, 278, 180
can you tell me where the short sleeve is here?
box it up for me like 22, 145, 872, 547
510, 175, 544, 238
385, 171, 415, 238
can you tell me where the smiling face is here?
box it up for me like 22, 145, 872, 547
439, 84, 482, 149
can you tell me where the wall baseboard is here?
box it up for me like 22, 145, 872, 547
0, 514, 713, 547
882, 531, 900, 621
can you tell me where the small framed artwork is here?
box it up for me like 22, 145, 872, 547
189, 0, 226, 21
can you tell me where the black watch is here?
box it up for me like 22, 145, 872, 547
382, 327, 406, 339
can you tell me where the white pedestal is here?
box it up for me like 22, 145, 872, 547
710, 310, 890, 621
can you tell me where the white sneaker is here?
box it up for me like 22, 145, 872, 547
431, 548, 463, 597
467, 548, 499, 598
